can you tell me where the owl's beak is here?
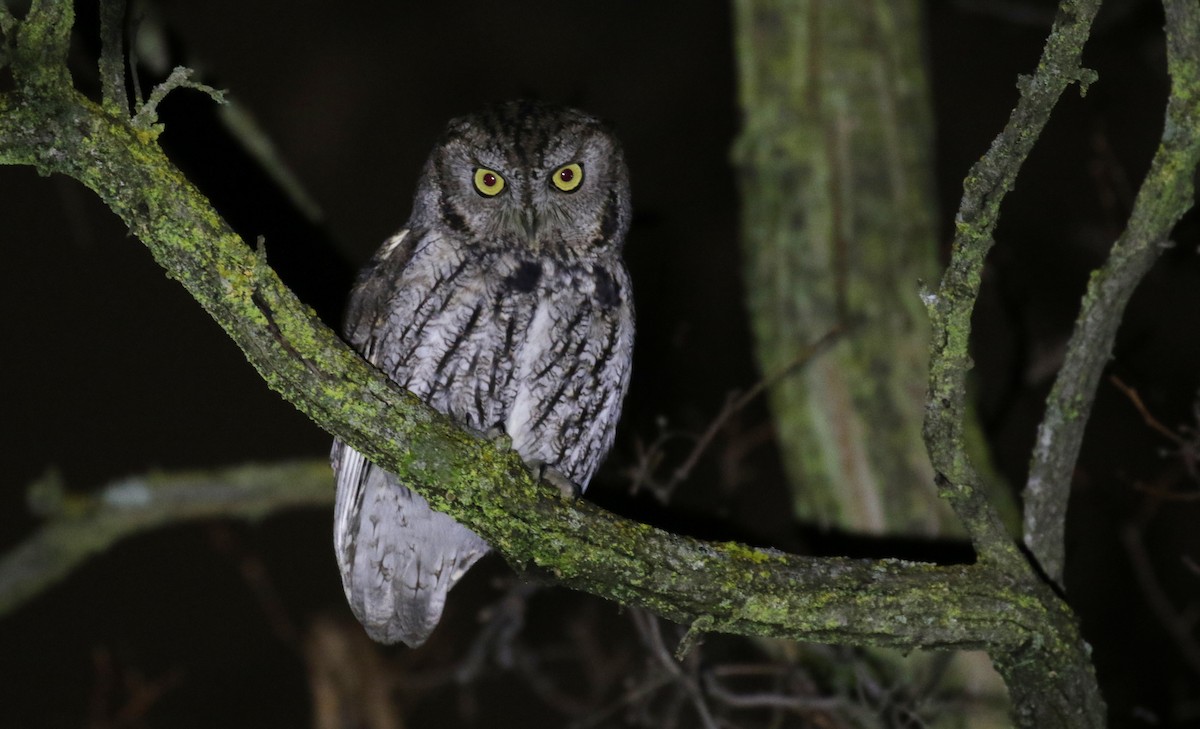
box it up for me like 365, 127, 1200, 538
521, 209, 540, 239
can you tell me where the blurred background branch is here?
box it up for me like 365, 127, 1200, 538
0, 460, 331, 619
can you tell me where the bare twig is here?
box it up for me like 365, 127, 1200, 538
130, 65, 225, 130
1109, 375, 1190, 447
569, 673, 674, 729
454, 580, 538, 683
702, 672, 844, 713
1122, 504, 1200, 680
630, 609, 718, 729
98, 0, 128, 116
206, 523, 299, 647
670, 326, 845, 490
1109, 376, 1200, 488
628, 326, 844, 502
87, 646, 184, 729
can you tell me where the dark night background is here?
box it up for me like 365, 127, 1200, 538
2, 0, 1198, 726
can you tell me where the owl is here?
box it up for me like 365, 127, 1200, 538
330, 101, 635, 647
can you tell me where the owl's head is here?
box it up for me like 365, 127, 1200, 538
411, 101, 631, 258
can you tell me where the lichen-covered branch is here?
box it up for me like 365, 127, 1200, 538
1024, 0, 1200, 585
921, 0, 1100, 571
0, 461, 333, 618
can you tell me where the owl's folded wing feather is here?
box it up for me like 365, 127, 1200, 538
331, 440, 490, 646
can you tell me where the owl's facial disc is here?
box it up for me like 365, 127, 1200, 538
424, 102, 631, 255
461, 158, 596, 245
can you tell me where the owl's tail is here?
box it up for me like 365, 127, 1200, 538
331, 441, 491, 647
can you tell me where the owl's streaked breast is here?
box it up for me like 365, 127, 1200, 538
370, 232, 632, 486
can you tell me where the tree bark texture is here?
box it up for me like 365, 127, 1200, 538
733, 0, 954, 536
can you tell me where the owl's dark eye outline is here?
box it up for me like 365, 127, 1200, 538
473, 167, 507, 197
550, 163, 584, 193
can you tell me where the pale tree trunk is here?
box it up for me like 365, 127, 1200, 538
732, 3, 1013, 722
734, 0, 979, 536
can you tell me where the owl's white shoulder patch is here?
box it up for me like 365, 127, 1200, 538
379, 229, 409, 260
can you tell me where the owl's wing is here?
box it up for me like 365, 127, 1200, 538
331, 227, 490, 647
331, 440, 489, 646
342, 229, 418, 353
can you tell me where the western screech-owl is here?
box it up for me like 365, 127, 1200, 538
331, 101, 635, 647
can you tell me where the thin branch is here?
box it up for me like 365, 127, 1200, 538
98, 0, 127, 116
1109, 376, 1200, 491
628, 326, 843, 502
0, 461, 333, 619
922, 0, 1101, 571
570, 673, 675, 729
130, 65, 226, 130
702, 672, 845, 713
1024, 0, 1200, 585
631, 610, 718, 729
669, 326, 845, 491
1109, 375, 1189, 447
1122, 504, 1200, 681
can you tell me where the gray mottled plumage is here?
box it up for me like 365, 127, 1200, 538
331, 101, 635, 646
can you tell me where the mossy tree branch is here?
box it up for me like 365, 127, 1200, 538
921, 0, 1101, 573
1023, 0, 1200, 585
0, 1, 1114, 725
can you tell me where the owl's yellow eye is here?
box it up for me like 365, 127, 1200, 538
474, 168, 506, 196
551, 163, 584, 193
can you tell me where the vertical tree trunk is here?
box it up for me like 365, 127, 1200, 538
733, 0, 955, 535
